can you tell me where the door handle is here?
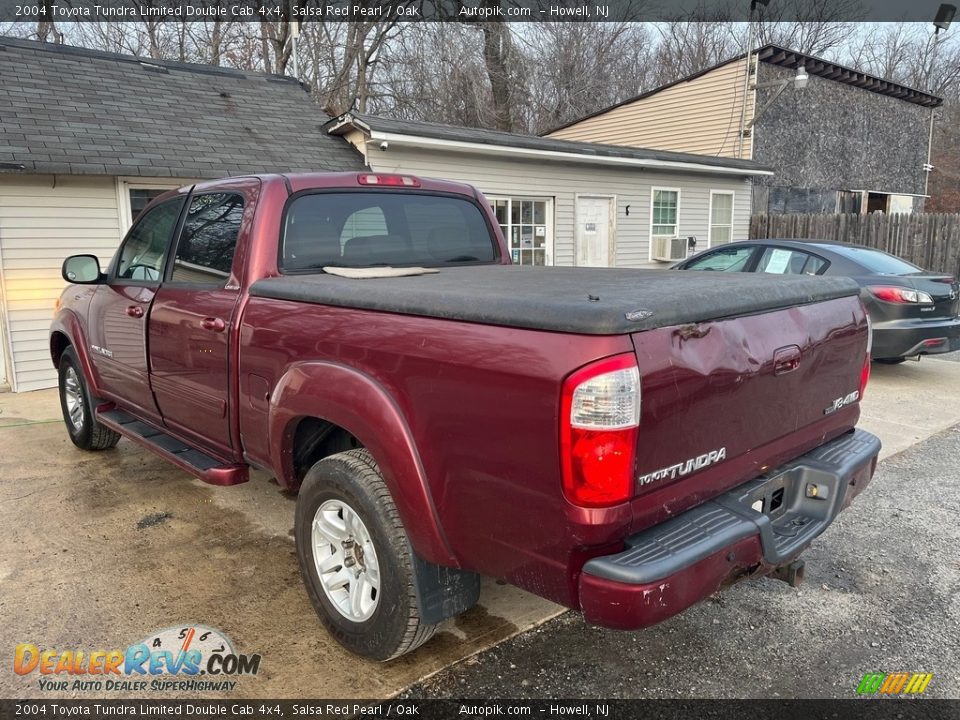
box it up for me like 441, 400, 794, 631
126, 305, 144, 318
200, 317, 226, 332
773, 345, 802, 375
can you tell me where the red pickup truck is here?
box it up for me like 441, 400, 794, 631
51, 172, 880, 660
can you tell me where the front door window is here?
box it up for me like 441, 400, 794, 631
114, 198, 185, 282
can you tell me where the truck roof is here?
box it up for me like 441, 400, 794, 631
184, 172, 480, 199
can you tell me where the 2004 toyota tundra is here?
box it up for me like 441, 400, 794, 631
51, 172, 880, 660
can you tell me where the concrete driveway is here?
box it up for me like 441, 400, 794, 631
2, 357, 960, 699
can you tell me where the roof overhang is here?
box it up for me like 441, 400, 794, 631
329, 116, 772, 177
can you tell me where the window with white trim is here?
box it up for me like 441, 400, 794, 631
490, 197, 551, 265
651, 189, 679, 238
709, 192, 734, 246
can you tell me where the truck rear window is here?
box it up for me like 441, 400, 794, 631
282, 192, 498, 271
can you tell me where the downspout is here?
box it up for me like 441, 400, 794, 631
737, 22, 755, 159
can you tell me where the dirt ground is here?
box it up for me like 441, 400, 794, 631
0, 396, 560, 700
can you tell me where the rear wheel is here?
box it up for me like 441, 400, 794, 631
874, 357, 908, 365
58, 347, 120, 451
295, 449, 438, 660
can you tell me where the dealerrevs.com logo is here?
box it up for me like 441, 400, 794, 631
14, 625, 261, 693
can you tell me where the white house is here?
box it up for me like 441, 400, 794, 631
0, 37, 772, 393
0, 37, 363, 392
325, 113, 771, 270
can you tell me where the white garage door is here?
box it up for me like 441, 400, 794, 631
0, 176, 195, 392
0, 175, 123, 391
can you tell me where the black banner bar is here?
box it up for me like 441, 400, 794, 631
2, 699, 959, 720
0, 0, 951, 24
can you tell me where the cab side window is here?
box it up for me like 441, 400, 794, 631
115, 198, 185, 282
171, 193, 245, 284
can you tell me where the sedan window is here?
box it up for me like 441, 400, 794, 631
684, 246, 755, 271
756, 247, 828, 275
829, 246, 923, 275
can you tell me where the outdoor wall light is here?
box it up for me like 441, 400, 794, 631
794, 65, 809, 90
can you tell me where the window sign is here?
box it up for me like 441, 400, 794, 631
491, 197, 551, 266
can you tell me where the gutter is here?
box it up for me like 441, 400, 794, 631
366, 131, 774, 177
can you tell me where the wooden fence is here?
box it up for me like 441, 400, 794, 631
749, 213, 960, 278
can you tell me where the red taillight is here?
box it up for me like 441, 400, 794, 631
357, 173, 420, 187
560, 353, 641, 508
868, 286, 933, 304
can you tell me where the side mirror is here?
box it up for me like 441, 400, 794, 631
62, 255, 103, 284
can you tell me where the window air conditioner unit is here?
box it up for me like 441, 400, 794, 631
653, 236, 687, 262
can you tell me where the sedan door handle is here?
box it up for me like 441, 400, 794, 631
200, 317, 226, 332
126, 305, 144, 318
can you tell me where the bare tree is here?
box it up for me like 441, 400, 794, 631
479, 20, 516, 131
518, 22, 655, 133
652, 20, 738, 86
751, 0, 866, 57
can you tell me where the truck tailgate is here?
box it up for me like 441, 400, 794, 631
627, 294, 868, 530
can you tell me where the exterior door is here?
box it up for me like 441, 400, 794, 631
149, 186, 252, 458
88, 196, 186, 420
576, 196, 613, 267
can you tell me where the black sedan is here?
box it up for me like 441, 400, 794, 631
673, 239, 960, 363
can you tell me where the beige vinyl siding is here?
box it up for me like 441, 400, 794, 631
0, 175, 122, 391
362, 143, 751, 268
547, 57, 756, 160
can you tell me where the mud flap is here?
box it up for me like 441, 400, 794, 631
411, 552, 481, 625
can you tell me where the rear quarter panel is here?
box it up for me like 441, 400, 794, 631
238, 299, 631, 602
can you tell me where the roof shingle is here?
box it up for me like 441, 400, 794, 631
0, 37, 364, 177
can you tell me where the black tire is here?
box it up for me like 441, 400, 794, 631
58, 347, 121, 451
295, 449, 437, 661
874, 357, 908, 365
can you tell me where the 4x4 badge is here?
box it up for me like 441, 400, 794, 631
824, 390, 859, 415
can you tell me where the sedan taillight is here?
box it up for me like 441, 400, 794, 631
868, 286, 933, 304
560, 354, 640, 508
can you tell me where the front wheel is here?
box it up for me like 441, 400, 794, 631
58, 347, 120, 451
294, 449, 438, 661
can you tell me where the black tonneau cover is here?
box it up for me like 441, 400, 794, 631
250, 266, 861, 335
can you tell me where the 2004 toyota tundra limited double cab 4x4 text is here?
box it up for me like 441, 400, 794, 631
52, 172, 880, 660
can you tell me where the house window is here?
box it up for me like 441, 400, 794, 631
651, 189, 679, 238
128, 188, 168, 221
709, 191, 734, 246
118, 179, 184, 239
490, 197, 551, 265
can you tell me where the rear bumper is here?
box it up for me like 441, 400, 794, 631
578, 429, 881, 630
872, 316, 960, 359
